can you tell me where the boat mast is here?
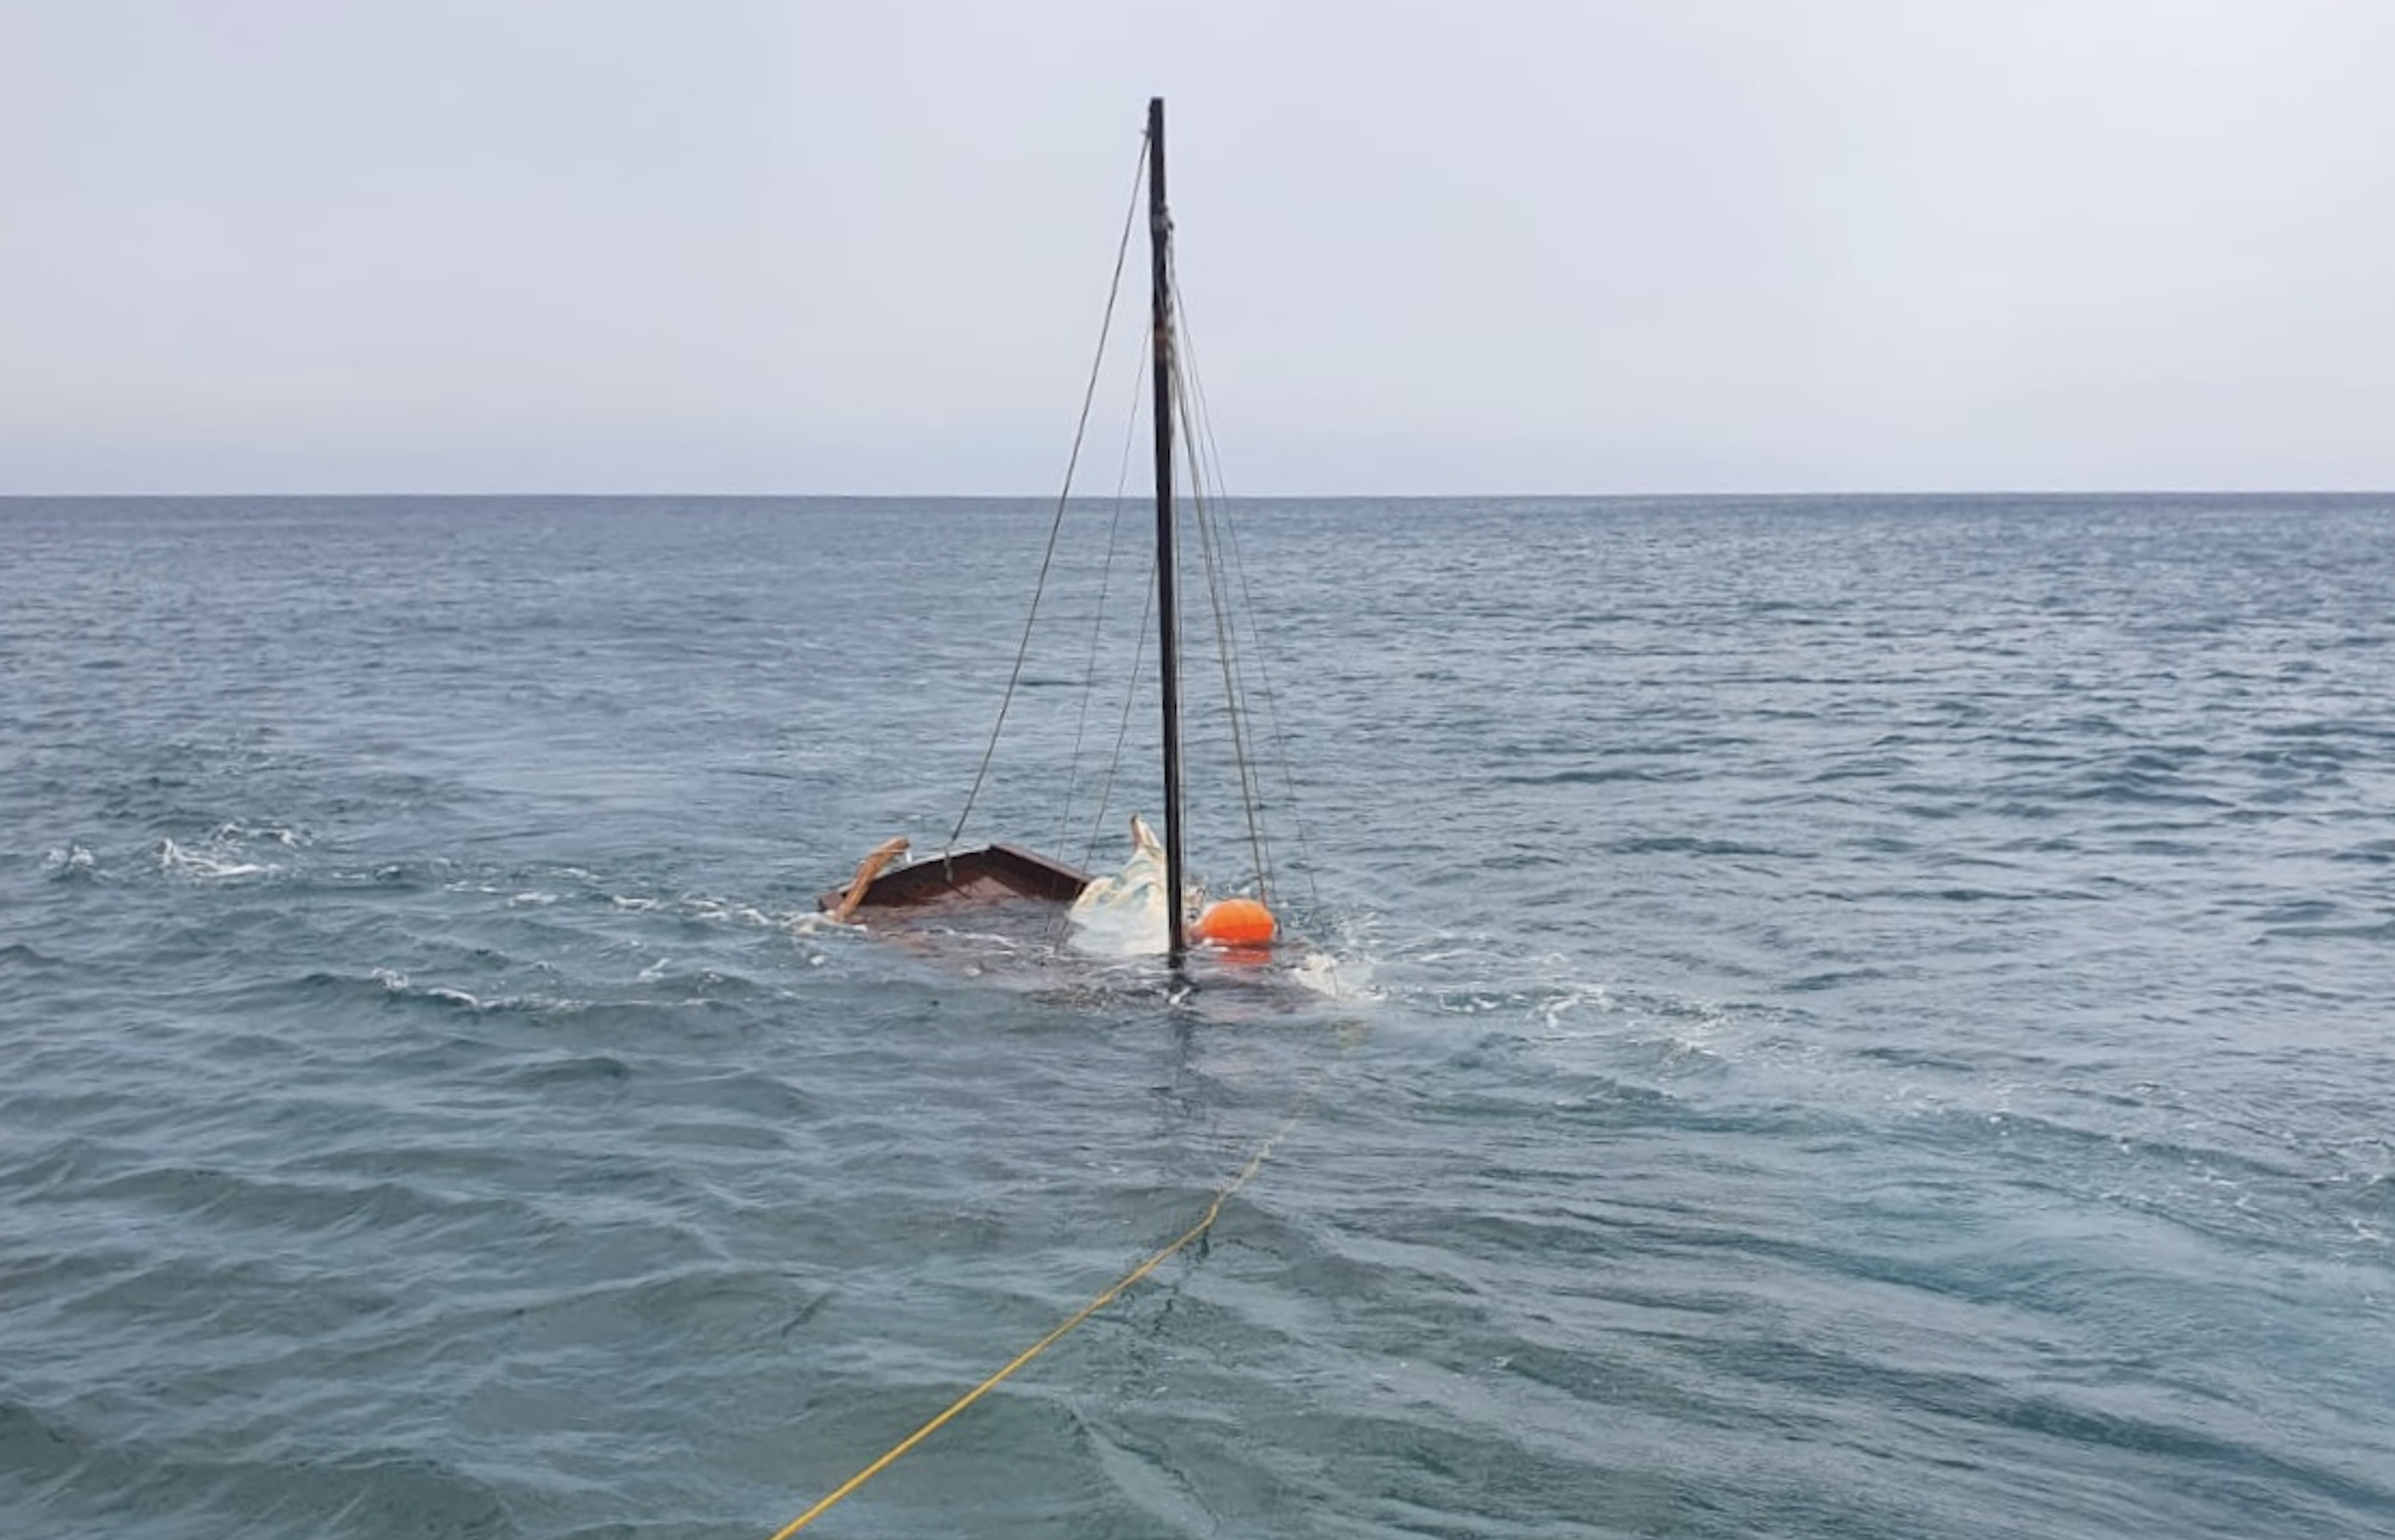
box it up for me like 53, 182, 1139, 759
1147, 96, 1188, 969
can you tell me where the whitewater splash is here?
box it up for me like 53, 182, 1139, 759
157, 837, 277, 880
1065, 816, 1378, 998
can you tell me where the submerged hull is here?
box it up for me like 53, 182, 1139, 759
819, 842, 1091, 913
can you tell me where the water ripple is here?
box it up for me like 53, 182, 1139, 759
4, 495, 2392, 1538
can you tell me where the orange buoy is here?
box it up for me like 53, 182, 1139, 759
1193, 897, 1277, 948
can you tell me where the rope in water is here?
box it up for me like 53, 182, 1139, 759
763, 1093, 1313, 1538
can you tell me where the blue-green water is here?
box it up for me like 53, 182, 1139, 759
5, 494, 2391, 1538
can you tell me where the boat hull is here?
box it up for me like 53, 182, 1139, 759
819, 842, 1091, 913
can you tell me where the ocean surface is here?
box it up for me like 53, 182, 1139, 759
4, 492, 2391, 1539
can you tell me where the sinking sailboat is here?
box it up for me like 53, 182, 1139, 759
819, 98, 1289, 972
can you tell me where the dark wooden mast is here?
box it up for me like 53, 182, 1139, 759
1147, 96, 1188, 969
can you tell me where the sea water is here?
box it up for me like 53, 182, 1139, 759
4, 494, 2390, 1538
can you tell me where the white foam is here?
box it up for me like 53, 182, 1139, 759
1286, 948, 1379, 1001
1535, 985, 1616, 1034
156, 837, 274, 879
685, 899, 779, 928
211, 821, 305, 847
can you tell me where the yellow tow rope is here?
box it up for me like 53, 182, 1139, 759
764, 1093, 1313, 1538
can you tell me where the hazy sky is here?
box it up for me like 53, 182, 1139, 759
6, 1, 2392, 495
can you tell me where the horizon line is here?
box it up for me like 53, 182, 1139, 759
6, 487, 2392, 503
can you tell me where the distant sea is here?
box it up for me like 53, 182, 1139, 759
5, 493, 2391, 1539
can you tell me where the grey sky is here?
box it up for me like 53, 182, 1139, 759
5, 0, 2391, 495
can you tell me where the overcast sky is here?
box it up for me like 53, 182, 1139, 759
5, 0, 2391, 495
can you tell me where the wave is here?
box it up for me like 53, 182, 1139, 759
0, 1399, 516, 1539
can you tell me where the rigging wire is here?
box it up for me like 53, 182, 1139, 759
1178, 372, 1275, 896
949, 130, 1150, 855
1166, 254, 1323, 912
1079, 549, 1156, 871
945, 117, 1317, 923
1054, 357, 1152, 876
1179, 339, 1320, 907
1159, 248, 1271, 894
